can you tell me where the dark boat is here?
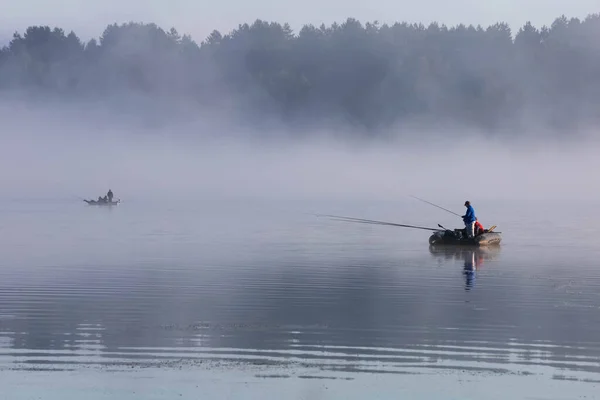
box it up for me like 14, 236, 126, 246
84, 199, 120, 206
428, 228, 501, 246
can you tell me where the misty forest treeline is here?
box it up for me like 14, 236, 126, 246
1, 14, 599, 133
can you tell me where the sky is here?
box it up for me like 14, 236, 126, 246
1, 0, 598, 43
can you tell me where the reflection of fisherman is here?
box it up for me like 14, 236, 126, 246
463, 251, 485, 291
463, 252, 476, 290
107, 189, 113, 202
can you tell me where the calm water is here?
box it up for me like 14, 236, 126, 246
1, 198, 599, 398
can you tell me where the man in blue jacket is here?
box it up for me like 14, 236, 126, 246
462, 201, 476, 238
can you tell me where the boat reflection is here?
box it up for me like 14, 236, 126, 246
428, 245, 501, 291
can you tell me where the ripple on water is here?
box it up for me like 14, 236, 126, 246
1, 201, 600, 384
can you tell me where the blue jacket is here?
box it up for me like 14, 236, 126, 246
463, 205, 476, 224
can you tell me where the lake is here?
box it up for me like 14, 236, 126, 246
1, 197, 599, 399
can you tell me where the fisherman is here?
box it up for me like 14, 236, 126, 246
462, 201, 477, 238
97, 196, 104, 203
107, 189, 113, 202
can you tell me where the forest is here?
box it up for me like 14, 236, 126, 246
1, 13, 599, 133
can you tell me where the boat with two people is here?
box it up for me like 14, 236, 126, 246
83, 189, 120, 206
424, 198, 501, 246
318, 197, 502, 247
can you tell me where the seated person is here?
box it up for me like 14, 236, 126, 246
474, 220, 484, 236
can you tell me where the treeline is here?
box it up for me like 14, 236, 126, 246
1, 14, 599, 133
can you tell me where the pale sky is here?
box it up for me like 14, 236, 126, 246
1, 0, 598, 43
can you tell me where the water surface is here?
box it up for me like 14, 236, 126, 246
1, 198, 599, 398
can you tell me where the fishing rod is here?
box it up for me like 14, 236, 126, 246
316, 214, 443, 232
409, 195, 462, 217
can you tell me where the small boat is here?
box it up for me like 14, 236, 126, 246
84, 199, 120, 206
428, 228, 501, 246
317, 210, 502, 247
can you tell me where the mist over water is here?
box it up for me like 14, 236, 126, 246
0, 93, 599, 399
2, 99, 600, 206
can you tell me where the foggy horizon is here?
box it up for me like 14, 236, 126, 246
2, 97, 600, 203
2, 12, 600, 134
1, 6, 599, 202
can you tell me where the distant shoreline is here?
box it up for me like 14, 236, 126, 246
1, 14, 599, 134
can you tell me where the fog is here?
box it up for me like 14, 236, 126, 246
1, 13, 599, 205
1, 98, 599, 205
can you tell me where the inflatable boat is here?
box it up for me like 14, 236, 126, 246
428, 228, 501, 246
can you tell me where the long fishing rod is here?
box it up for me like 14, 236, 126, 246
409, 195, 462, 217
316, 214, 442, 232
